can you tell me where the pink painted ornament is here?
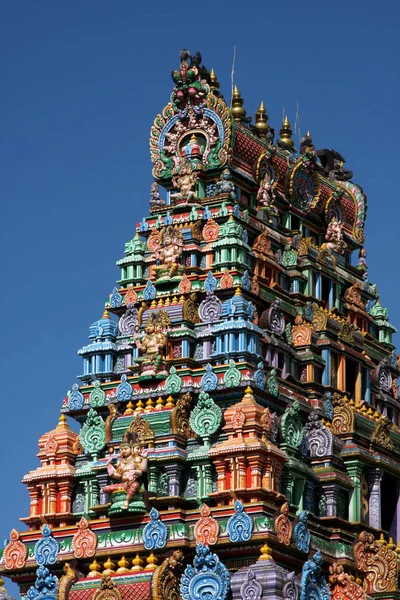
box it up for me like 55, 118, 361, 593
4, 529, 27, 570
194, 504, 219, 546
72, 516, 98, 559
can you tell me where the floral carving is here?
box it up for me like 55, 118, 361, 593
252, 230, 274, 258
311, 302, 328, 332
125, 286, 138, 305
178, 273, 192, 294
331, 394, 354, 435
72, 517, 97, 559
44, 434, 58, 457
201, 363, 218, 392
4, 529, 27, 569
281, 401, 304, 451
227, 500, 253, 542
240, 570, 263, 600
274, 502, 292, 546
180, 543, 230, 600
194, 504, 219, 546
34, 524, 59, 566
151, 550, 185, 600
292, 315, 312, 346
79, 409, 106, 454
294, 511, 310, 553
371, 416, 393, 450
92, 576, 123, 600
143, 507, 168, 550
354, 531, 397, 593
199, 292, 222, 323
89, 380, 106, 408
305, 412, 333, 457
119, 304, 138, 336
171, 392, 193, 439
203, 219, 219, 242
223, 359, 241, 388
329, 562, 366, 600
220, 269, 234, 289
190, 391, 222, 444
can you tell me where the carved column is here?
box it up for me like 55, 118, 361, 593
237, 457, 247, 489
27, 486, 40, 517
164, 463, 183, 497
324, 484, 337, 517
346, 463, 362, 522
247, 455, 263, 489
203, 463, 213, 497
303, 480, 315, 513
214, 460, 227, 492
48, 482, 58, 514
281, 469, 294, 504
97, 472, 110, 504
368, 468, 383, 530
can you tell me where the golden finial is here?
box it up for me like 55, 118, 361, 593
378, 532, 387, 545
210, 68, 220, 91
234, 287, 242, 296
231, 86, 247, 122
134, 398, 144, 414
254, 101, 269, 136
245, 386, 253, 393
278, 115, 294, 148
395, 540, 400, 555
57, 413, 69, 429
124, 401, 134, 416
102, 557, 116, 575
88, 558, 102, 578
131, 554, 144, 572
387, 537, 396, 550
102, 309, 110, 319
145, 397, 155, 413
116, 556, 130, 573
145, 552, 158, 570
165, 396, 175, 409
258, 542, 274, 561
155, 396, 164, 411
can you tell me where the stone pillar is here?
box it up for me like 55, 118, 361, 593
97, 472, 110, 504
324, 484, 337, 517
281, 470, 295, 504
346, 463, 362, 522
368, 468, 383, 530
214, 460, 227, 492
164, 463, 183, 497
303, 480, 315, 513
48, 482, 58, 514
203, 463, 213, 497
148, 465, 159, 494
28, 486, 40, 517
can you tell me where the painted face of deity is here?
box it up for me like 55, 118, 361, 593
120, 444, 131, 458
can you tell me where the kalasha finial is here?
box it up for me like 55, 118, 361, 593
210, 68, 220, 91
254, 101, 269, 136
231, 86, 246, 122
278, 115, 294, 148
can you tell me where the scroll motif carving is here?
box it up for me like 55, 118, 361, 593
194, 504, 219, 546
3, 529, 28, 569
92, 576, 123, 600
354, 531, 397, 593
72, 517, 97, 559
171, 392, 193, 439
274, 502, 292, 546
331, 393, 354, 435
58, 563, 78, 600
329, 562, 366, 600
371, 416, 393, 450
305, 412, 333, 457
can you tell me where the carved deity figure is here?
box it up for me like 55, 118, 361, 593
171, 157, 197, 203
357, 247, 368, 280
153, 226, 184, 279
102, 433, 148, 510
256, 171, 278, 222
134, 311, 170, 377
324, 217, 347, 254
149, 182, 165, 209
215, 168, 236, 200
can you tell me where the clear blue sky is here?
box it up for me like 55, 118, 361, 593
1, 0, 399, 595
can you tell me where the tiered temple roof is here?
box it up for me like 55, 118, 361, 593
1, 49, 400, 600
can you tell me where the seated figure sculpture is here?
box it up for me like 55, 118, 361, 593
133, 310, 170, 379
324, 217, 347, 254
256, 170, 278, 222
153, 226, 184, 280
170, 157, 197, 204
215, 168, 236, 200
102, 432, 148, 513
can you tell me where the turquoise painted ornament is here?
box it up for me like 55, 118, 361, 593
166, 366, 182, 394
294, 510, 310, 553
227, 500, 253, 542
224, 360, 241, 388
253, 362, 266, 390
68, 383, 84, 411
117, 374, 132, 401
189, 391, 222, 445
79, 408, 106, 454
143, 280, 156, 300
143, 507, 168, 550
201, 363, 218, 391
89, 380, 106, 408
34, 525, 59, 566
180, 543, 230, 600
110, 286, 122, 308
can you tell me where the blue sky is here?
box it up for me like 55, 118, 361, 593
1, 0, 399, 594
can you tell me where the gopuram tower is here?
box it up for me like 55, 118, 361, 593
2, 50, 400, 600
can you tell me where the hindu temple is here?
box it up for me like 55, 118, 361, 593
2, 50, 400, 600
